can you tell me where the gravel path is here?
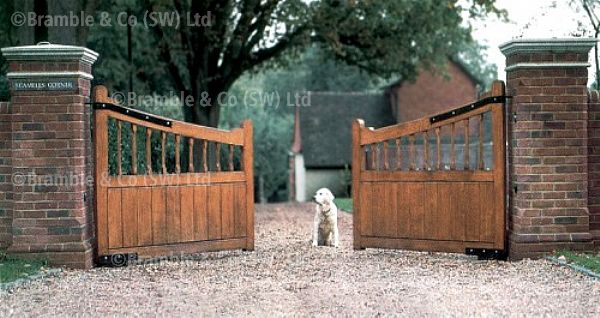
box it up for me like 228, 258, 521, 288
1, 203, 599, 317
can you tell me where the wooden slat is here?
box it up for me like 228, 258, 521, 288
203, 140, 208, 172
371, 183, 386, 237
233, 184, 247, 238
453, 182, 466, 241
480, 182, 495, 242
464, 119, 470, 170
131, 124, 137, 175
436, 128, 441, 170
424, 131, 429, 170
105, 109, 245, 145
117, 120, 122, 175
229, 144, 235, 171
409, 135, 415, 170
108, 239, 247, 259
491, 81, 506, 249
161, 132, 167, 174
175, 135, 181, 174
437, 183, 454, 240
408, 183, 426, 239
215, 142, 221, 172
221, 184, 235, 239
105, 172, 245, 187
395, 182, 410, 238
395, 138, 401, 171
188, 138, 194, 173
424, 182, 439, 240
107, 188, 122, 248
451, 123, 456, 170
137, 187, 153, 246
193, 186, 208, 241
180, 186, 195, 242
208, 185, 222, 240
359, 182, 373, 237
146, 128, 152, 175
151, 187, 167, 245
166, 186, 181, 243
121, 188, 138, 247
384, 183, 398, 237
352, 119, 364, 249
464, 183, 481, 242
478, 114, 484, 170
383, 141, 389, 170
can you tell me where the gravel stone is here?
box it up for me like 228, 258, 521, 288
1, 203, 598, 317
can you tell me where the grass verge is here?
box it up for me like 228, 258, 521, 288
555, 251, 600, 274
0, 251, 48, 284
334, 198, 353, 213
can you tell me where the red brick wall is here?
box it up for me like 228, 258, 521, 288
6, 59, 95, 268
0, 101, 12, 250
390, 61, 479, 123
588, 90, 600, 240
506, 51, 594, 258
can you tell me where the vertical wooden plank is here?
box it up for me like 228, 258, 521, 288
137, 187, 153, 246
395, 138, 401, 171
480, 182, 495, 242
193, 186, 208, 241
424, 182, 439, 240
436, 127, 441, 170
491, 80, 506, 249
215, 142, 221, 171
409, 182, 426, 239
383, 141, 389, 170
371, 183, 386, 236
117, 120, 122, 175
166, 186, 181, 243
208, 185, 222, 240
464, 119, 470, 170
233, 184, 247, 238
146, 128, 152, 175
463, 183, 481, 242
352, 120, 364, 249
359, 182, 373, 237
395, 182, 410, 238
409, 134, 415, 170
203, 140, 208, 172
107, 188, 123, 249
131, 124, 137, 175
478, 114, 484, 170
180, 186, 195, 241
161, 132, 167, 174
241, 120, 254, 250
188, 138, 194, 172
451, 123, 456, 170
424, 131, 429, 170
453, 182, 467, 241
229, 144, 235, 171
373, 143, 379, 170
221, 184, 235, 239
436, 183, 454, 240
94, 111, 110, 254
175, 135, 181, 174
151, 187, 167, 245
384, 183, 398, 237
121, 187, 138, 247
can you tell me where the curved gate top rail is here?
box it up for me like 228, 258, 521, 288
92, 86, 254, 265
352, 81, 506, 259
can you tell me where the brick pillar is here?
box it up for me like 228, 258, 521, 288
500, 38, 596, 259
589, 91, 600, 245
1, 43, 98, 268
0, 101, 12, 249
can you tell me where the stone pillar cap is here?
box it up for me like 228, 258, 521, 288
1, 42, 98, 64
500, 37, 597, 56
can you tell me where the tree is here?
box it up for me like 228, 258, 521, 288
142, 0, 504, 127
572, 0, 600, 88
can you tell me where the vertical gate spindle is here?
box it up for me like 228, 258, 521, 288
175, 135, 181, 174
451, 123, 456, 170
215, 143, 221, 171
383, 141, 389, 170
424, 131, 429, 170
131, 124, 137, 175
464, 119, 470, 170
395, 138, 401, 170
229, 144, 234, 171
478, 114, 484, 170
409, 134, 415, 170
146, 128, 152, 175
117, 120, 122, 175
161, 132, 167, 174
188, 138, 194, 172
436, 127, 441, 170
203, 140, 208, 172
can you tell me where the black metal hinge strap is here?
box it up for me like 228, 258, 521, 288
91, 102, 173, 127
430, 95, 506, 124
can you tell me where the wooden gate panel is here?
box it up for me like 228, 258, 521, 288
93, 86, 254, 262
353, 81, 506, 255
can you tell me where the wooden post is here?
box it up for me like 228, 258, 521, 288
242, 120, 254, 251
352, 119, 365, 250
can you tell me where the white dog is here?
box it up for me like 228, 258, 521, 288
312, 188, 339, 247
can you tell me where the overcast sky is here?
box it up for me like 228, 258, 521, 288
470, 0, 596, 83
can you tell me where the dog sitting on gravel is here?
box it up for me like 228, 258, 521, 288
312, 188, 339, 247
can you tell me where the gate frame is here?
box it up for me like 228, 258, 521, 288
352, 81, 506, 255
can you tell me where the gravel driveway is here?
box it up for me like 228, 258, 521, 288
1, 203, 599, 317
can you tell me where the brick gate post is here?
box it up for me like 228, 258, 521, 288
1, 43, 98, 268
500, 38, 596, 259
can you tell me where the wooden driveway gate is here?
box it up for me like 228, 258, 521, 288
352, 81, 506, 258
93, 87, 253, 266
